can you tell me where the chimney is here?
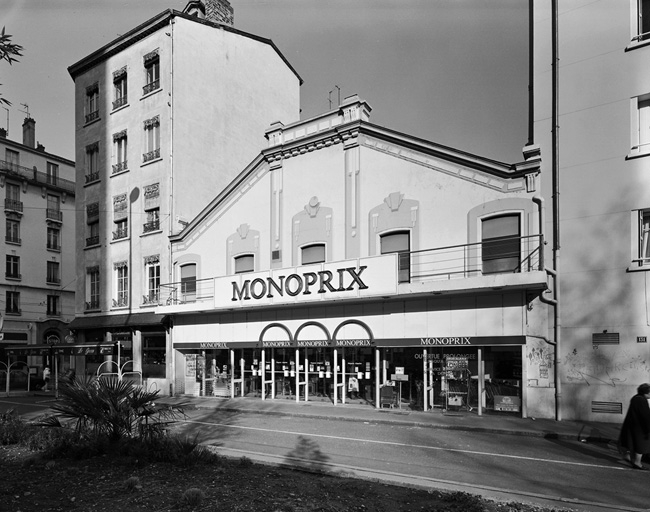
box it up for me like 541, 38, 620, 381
0, 128, 6, 138
22, 117, 35, 148
205, 0, 234, 26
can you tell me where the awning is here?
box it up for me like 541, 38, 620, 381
5, 342, 117, 356
67, 312, 165, 331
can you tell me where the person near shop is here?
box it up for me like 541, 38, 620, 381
618, 383, 650, 470
42, 366, 51, 392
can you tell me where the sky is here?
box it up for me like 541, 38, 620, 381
2, 0, 529, 163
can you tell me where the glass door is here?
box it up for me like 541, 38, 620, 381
297, 347, 333, 402
340, 347, 375, 405
269, 348, 296, 399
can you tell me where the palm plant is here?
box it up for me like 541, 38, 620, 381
40, 376, 185, 442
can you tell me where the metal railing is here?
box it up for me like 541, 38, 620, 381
112, 96, 128, 110
0, 159, 75, 194
4, 198, 23, 213
143, 220, 160, 233
85, 299, 100, 310
85, 170, 100, 184
156, 235, 544, 306
85, 110, 99, 124
112, 227, 128, 240
46, 208, 62, 222
142, 148, 160, 163
112, 161, 128, 174
86, 235, 99, 247
143, 79, 160, 95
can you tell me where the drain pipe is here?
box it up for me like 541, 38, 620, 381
550, 0, 562, 421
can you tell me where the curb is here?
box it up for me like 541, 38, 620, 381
162, 399, 618, 444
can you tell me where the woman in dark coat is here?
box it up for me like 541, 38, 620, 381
619, 383, 650, 470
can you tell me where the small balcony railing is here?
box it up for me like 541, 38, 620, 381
112, 296, 129, 308
47, 276, 61, 285
112, 96, 128, 110
159, 278, 214, 306
143, 79, 159, 95
86, 235, 99, 247
46, 209, 62, 222
142, 292, 159, 305
85, 110, 99, 124
112, 227, 128, 240
4, 198, 23, 213
143, 220, 160, 233
47, 242, 61, 251
85, 299, 100, 311
142, 148, 160, 163
85, 170, 100, 184
5, 272, 21, 280
112, 161, 128, 174
5, 235, 20, 244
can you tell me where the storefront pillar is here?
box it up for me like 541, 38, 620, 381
423, 349, 428, 411
261, 349, 267, 401
375, 348, 380, 409
333, 348, 339, 405
294, 348, 300, 403
478, 348, 483, 416
340, 348, 346, 405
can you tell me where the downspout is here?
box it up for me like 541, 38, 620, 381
551, 0, 562, 421
168, 17, 176, 396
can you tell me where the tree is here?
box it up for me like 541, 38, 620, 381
0, 26, 24, 106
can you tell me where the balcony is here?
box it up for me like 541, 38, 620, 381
85, 299, 100, 311
85, 170, 100, 184
46, 208, 62, 222
143, 220, 160, 233
112, 227, 128, 240
86, 235, 99, 247
112, 161, 128, 174
112, 96, 128, 110
157, 235, 547, 312
143, 79, 159, 95
142, 148, 160, 163
4, 198, 23, 214
0, 159, 75, 195
85, 110, 99, 124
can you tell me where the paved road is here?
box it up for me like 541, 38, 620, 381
177, 408, 648, 512
2, 396, 647, 511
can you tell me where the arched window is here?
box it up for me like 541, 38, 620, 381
481, 214, 521, 274
234, 254, 254, 274
301, 244, 326, 265
380, 231, 410, 282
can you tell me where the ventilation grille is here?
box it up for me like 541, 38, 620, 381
591, 401, 623, 414
272, 250, 281, 261
592, 332, 619, 346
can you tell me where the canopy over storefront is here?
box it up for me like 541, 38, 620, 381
5, 342, 117, 356
67, 312, 166, 331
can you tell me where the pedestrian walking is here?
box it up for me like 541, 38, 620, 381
42, 366, 51, 392
618, 383, 650, 470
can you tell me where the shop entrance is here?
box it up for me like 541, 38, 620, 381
422, 346, 522, 415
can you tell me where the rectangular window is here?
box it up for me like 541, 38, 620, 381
301, 244, 326, 265
113, 218, 128, 240
46, 194, 61, 222
143, 51, 160, 95
5, 149, 19, 171
180, 263, 197, 301
143, 335, 166, 378
145, 257, 160, 303
482, 215, 521, 274
47, 227, 60, 250
87, 267, 100, 310
143, 207, 160, 233
47, 261, 60, 284
85, 143, 100, 183
113, 68, 128, 110
6, 255, 20, 279
87, 220, 99, 247
143, 116, 160, 162
5, 182, 21, 213
115, 264, 129, 307
380, 231, 411, 283
234, 254, 255, 274
85, 83, 99, 123
6, 219, 20, 244
6, 291, 20, 314
46, 295, 59, 316
112, 131, 128, 173
637, 0, 650, 42
46, 162, 59, 186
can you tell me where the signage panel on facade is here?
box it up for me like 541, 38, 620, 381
215, 255, 398, 309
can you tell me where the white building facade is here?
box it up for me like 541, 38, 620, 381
66, 1, 301, 390
157, 96, 555, 418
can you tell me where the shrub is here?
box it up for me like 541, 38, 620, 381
180, 488, 205, 507
124, 476, 142, 492
37, 376, 185, 443
0, 409, 27, 445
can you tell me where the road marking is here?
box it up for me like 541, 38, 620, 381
181, 418, 625, 471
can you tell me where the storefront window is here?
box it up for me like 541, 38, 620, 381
143, 335, 166, 378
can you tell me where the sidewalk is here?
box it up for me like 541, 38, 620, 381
156, 395, 622, 444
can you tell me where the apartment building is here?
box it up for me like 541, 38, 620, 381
66, 0, 301, 389
0, 118, 76, 374
532, 1, 650, 421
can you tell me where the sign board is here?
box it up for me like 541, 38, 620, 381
494, 395, 521, 412
391, 374, 409, 381
637, 336, 647, 343
445, 356, 468, 370
217, 254, 398, 309
395, 367, 404, 375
